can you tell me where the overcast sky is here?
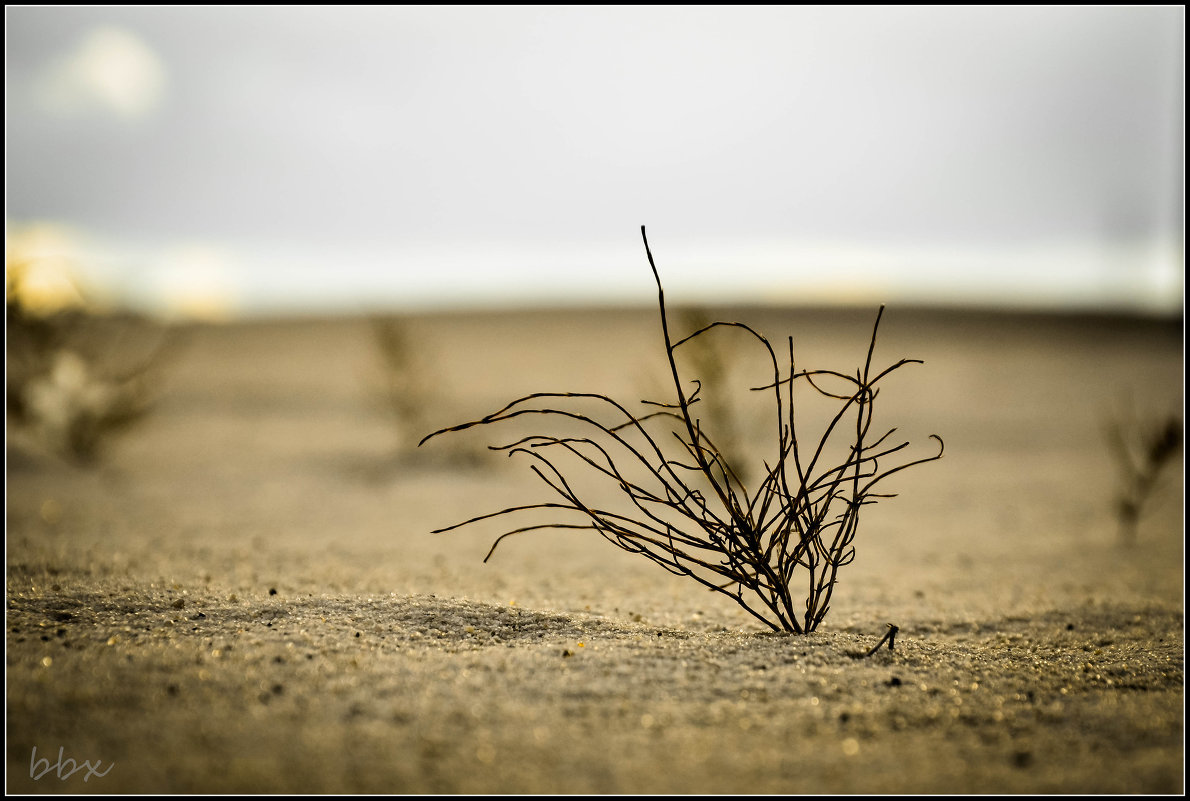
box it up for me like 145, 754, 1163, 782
5, 6, 1184, 315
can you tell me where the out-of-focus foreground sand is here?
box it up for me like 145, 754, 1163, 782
6, 305, 1184, 794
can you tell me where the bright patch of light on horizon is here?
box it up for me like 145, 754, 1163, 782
32, 26, 167, 120
6, 222, 239, 321
5, 222, 90, 314
150, 245, 239, 321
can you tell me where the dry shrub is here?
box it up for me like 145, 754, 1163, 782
369, 315, 488, 470
371, 316, 437, 454
6, 265, 173, 464
1104, 405, 1182, 542
422, 228, 943, 632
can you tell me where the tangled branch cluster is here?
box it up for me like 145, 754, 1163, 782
422, 227, 943, 633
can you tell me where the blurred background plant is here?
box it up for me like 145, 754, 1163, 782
668, 306, 772, 487
370, 316, 436, 455
368, 315, 485, 471
6, 254, 175, 465
1104, 403, 1183, 543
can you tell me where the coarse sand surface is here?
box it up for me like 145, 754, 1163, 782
6, 305, 1184, 794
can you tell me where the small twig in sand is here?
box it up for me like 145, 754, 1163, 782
864, 623, 899, 657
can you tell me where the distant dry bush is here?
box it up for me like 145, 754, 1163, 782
6, 263, 173, 464
668, 305, 769, 487
370, 316, 437, 454
422, 228, 943, 633
369, 315, 485, 468
1104, 405, 1182, 542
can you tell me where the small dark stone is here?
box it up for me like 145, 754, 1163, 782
1066, 623, 1075, 631
271, 684, 283, 695
166, 684, 179, 696
886, 676, 903, 687
562, 649, 573, 658
269, 588, 277, 596
171, 599, 185, 609
839, 712, 850, 723
355, 632, 361, 638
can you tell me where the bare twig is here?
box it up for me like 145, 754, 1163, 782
864, 623, 899, 656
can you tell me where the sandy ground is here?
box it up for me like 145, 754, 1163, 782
6, 304, 1184, 794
